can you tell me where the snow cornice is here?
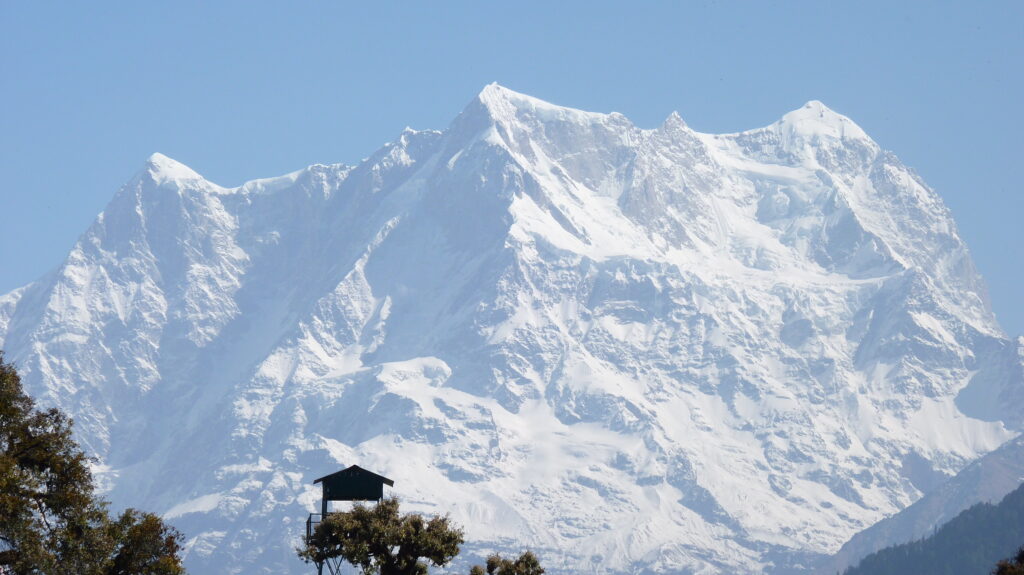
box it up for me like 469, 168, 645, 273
144, 152, 206, 185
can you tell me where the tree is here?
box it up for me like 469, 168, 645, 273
993, 546, 1024, 575
469, 552, 544, 575
0, 352, 185, 574
298, 497, 463, 575
106, 510, 184, 575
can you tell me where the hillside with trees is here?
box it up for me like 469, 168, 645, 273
843, 481, 1024, 575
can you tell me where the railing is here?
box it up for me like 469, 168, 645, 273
306, 513, 322, 540
307, 512, 355, 574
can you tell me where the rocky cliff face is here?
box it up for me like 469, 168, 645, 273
1, 85, 1020, 574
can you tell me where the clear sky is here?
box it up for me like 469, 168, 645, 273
2, 1, 1021, 335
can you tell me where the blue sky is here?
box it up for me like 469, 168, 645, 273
2, 1, 1022, 334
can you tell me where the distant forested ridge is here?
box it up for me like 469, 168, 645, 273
843, 481, 1024, 575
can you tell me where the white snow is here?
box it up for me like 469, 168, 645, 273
165, 494, 224, 519
146, 152, 206, 184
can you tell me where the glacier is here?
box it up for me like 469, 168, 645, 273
0, 84, 1021, 574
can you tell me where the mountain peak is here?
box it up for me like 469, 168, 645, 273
775, 100, 870, 141
470, 82, 611, 127
144, 152, 204, 184
662, 110, 688, 130
475, 82, 544, 111
476, 81, 515, 101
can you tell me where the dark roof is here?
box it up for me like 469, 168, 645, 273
313, 464, 394, 487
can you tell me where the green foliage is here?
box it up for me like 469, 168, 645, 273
993, 546, 1024, 575
298, 497, 464, 575
106, 510, 185, 575
843, 481, 1024, 575
471, 551, 544, 575
0, 352, 185, 574
298, 496, 547, 575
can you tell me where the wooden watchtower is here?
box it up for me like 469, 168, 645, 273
306, 465, 394, 575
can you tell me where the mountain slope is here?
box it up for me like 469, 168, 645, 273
818, 431, 1024, 573
1, 85, 1020, 574
840, 479, 1024, 575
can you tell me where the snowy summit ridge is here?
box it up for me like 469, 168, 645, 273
775, 100, 871, 141
476, 82, 614, 122
144, 152, 207, 185
0, 85, 1021, 575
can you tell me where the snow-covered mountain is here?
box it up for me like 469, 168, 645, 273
1, 84, 1021, 574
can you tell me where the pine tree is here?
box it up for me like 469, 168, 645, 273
993, 546, 1024, 575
